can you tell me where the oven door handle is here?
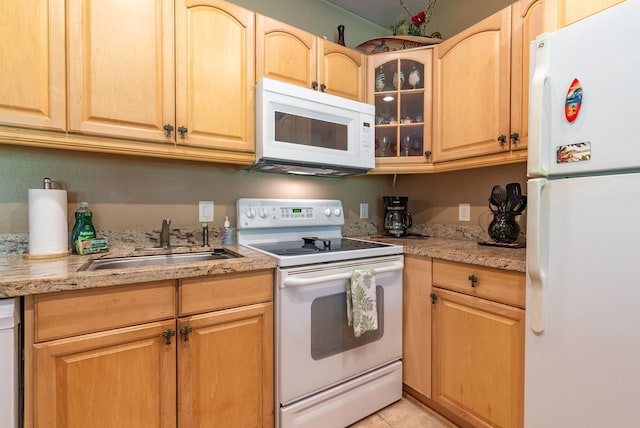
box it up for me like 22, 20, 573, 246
281, 262, 404, 288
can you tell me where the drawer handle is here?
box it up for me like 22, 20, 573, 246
162, 329, 176, 345
180, 325, 193, 342
468, 274, 478, 288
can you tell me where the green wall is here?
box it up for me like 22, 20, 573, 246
226, 0, 389, 48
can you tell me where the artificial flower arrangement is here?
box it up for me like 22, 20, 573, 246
393, 0, 438, 37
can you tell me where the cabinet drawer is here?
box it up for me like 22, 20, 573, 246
179, 270, 273, 316
34, 280, 177, 342
433, 260, 525, 308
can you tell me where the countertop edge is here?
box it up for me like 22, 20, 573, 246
0, 238, 525, 298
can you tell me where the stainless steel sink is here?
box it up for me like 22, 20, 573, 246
78, 249, 238, 271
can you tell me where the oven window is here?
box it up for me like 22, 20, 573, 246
310, 286, 384, 360
274, 112, 348, 151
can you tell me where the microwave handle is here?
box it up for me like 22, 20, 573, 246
281, 261, 403, 288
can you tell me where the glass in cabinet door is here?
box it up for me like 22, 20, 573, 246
372, 53, 430, 161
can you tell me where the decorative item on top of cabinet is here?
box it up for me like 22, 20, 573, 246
256, 14, 367, 102
0, 0, 65, 131
431, 259, 525, 428
367, 48, 433, 173
432, 0, 542, 168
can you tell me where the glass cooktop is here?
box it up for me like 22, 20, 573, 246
250, 237, 392, 257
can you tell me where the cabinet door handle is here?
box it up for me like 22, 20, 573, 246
320, 83, 327, 92
468, 274, 478, 288
497, 135, 507, 146
163, 124, 174, 138
162, 329, 176, 345
177, 126, 188, 139
510, 132, 520, 144
180, 325, 193, 341
311, 81, 318, 90
430, 292, 438, 304
424, 150, 432, 159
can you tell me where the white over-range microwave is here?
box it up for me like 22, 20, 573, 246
246, 78, 375, 177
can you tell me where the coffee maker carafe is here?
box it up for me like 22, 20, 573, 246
383, 196, 412, 237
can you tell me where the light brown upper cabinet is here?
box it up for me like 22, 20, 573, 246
0, 0, 66, 131
256, 15, 366, 102
433, 7, 512, 163
545, 0, 624, 29
67, 0, 255, 154
433, 0, 543, 165
367, 48, 434, 173
511, 0, 546, 153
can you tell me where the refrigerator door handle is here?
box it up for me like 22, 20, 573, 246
527, 179, 546, 333
528, 35, 550, 178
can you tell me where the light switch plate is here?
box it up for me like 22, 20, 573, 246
199, 201, 214, 223
458, 203, 471, 222
359, 203, 369, 219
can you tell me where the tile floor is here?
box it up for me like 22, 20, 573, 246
349, 396, 456, 428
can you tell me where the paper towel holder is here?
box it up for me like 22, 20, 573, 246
24, 177, 71, 260
42, 177, 64, 190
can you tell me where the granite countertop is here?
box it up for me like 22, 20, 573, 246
374, 237, 526, 272
0, 244, 277, 298
0, 227, 526, 298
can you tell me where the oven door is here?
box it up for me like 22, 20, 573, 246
276, 255, 403, 405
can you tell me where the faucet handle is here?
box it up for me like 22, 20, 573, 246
163, 218, 171, 225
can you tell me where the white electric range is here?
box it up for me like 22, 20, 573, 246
237, 198, 404, 428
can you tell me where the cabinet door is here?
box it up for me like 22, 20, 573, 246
433, 7, 512, 162
548, 0, 624, 28
67, 0, 175, 141
33, 320, 177, 428
368, 49, 433, 170
432, 287, 524, 428
318, 40, 367, 102
256, 14, 317, 90
178, 302, 273, 427
0, 0, 65, 130
176, 0, 255, 152
511, 0, 545, 152
402, 255, 432, 398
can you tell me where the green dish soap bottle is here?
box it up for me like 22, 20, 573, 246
71, 202, 96, 254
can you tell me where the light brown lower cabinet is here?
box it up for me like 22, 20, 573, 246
402, 254, 433, 399
431, 260, 525, 428
24, 271, 273, 428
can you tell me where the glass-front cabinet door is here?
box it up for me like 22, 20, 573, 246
368, 48, 433, 171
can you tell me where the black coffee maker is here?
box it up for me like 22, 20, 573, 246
383, 196, 413, 237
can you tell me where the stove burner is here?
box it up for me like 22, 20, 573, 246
302, 237, 331, 251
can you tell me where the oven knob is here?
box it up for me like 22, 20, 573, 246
259, 208, 269, 219
324, 208, 332, 217
333, 208, 342, 217
245, 208, 256, 219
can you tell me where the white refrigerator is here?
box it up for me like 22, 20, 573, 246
526, 1, 640, 426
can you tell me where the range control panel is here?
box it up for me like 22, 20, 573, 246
236, 198, 344, 229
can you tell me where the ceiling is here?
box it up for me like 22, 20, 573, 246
325, 0, 427, 29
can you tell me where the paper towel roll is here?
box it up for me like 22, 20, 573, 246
28, 189, 69, 256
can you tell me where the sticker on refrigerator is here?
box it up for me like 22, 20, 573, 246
565, 78, 583, 122
557, 142, 591, 163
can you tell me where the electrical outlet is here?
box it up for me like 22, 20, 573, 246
459, 203, 471, 222
359, 203, 369, 219
199, 201, 214, 223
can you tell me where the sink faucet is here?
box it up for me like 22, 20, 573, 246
160, 218, 171, 249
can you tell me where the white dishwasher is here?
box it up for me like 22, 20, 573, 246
0, 298, 21, 428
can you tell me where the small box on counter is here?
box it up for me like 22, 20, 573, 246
75, 238, 110, 255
